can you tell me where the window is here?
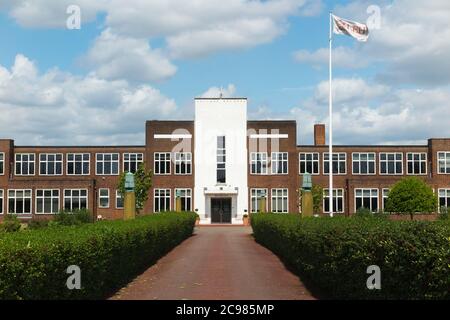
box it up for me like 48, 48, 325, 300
251, 188, 268, 213
154, 152, 171, 175
250, 152, 268, 174
96, 153, 119, 175
116, 190, 124, 209
380, 153, 402, 175
98, 189, 109, 208
123, 153, 143, 173
39, 153, 63, 175
299, 153, 319, 175
154, 189, 171, 212
8, 189, 32, 214
382, 188, 390, 211
175, 152, 192, 175
15, 153, 35, 175
352, 153, 376, 175
271, 188, 288, 213
175, 188, 192, 211
438, 189, 450, 211
323, 153, 346, 174
271, 152, 288, 174
355, 188, 379, 213
407, 153, 427, 175
0, 190, 3, 214
217, 136, 226, 183
67, 153, 90, 175
36, 189, 60, 214
0, 152, 4, 175
437, 152, 450, 174
323, 189, 344, 213
64, 189, 88, 211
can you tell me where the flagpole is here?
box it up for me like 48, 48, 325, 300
329, 12, 334, 217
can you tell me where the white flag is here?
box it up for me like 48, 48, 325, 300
332, 14, 369, 42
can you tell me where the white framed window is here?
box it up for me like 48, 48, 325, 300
8, 189, 32, 214
271, 152, 288, 174
123, 153, 143, 173
39, 153, 63, 175
355, 188, 379, 213
323, 152, 346, 175
438, 189, 450, 211
407, 153, 427, 175
154, 189, 171, 212
175, 152, 192, 175
382, 188, 390, 211
323, 189, 344, 213
15, 153, 35, 175
379, 153, 403, 175
251, 188, 268, 213
36, 189, 60, 214
250, 152, 268, 175
0, 152, 4, 175
299, 152, 319, 175
352, 153, 376, 175
116, 190, 124, 209
271, 188, 288, 213
175, 188, 192, 211
217, 136, 226, 183
154, 152, 171, 175
64, 189, 88, 211
96, 153, 119, 175
0, 190, 4, 214
98, 188, 110, 208
67, 153, 90, 175
437, 152, 450, 174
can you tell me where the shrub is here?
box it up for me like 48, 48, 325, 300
385, 177, 437, 219
438, 207, 449, 220
355, 207, 372, 217
53, 209, 93, 226
0, 212, 196, 299
0, 215, 22, 233
251, 213, 450, 299
27, 219, 50, 230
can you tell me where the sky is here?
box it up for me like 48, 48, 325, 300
0, 0, 449, 146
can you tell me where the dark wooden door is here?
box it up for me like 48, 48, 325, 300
211, 198, 232, 223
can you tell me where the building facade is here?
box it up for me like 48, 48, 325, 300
1, 98, 449, 223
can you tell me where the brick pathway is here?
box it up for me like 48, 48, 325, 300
110, 226, 315, 300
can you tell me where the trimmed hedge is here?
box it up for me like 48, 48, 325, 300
251, 214, 450, 299
0, 212, 197, 300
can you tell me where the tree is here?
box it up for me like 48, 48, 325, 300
385, 177, 437, 220
312, 185, 323, 215
117, 163, 153, 213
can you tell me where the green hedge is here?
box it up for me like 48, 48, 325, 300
251, 214, 450, 299
0, 212, 197, 300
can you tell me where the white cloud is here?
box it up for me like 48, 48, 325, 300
200, 84, 237, 98
293, 46, 368, 69
0, 54, 178, 145
83, 29, 177, 83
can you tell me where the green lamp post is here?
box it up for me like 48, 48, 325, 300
123, 172, 136, 220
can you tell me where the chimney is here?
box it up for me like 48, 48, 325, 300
314, 124, 326, 146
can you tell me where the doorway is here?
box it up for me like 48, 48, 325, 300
211, 198, 232, 223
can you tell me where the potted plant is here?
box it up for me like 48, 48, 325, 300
243, 213, 249, 226
195, 213, 200, 226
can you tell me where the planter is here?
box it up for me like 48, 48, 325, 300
195, 218, 200, 226
243, 216, 250, 226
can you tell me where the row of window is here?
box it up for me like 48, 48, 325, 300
250, 152, 289, 175
0, 189, 124, 215
2, 153, 143, 176
299, 152, 450, 175
1, 188, 449, 215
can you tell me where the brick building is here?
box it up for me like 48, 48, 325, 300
0, 98, 449, 223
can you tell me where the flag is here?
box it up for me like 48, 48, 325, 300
332, 14, 369, 42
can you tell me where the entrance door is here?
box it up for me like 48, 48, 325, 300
211, 198, 232, 223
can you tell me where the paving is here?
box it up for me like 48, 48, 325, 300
110, 226, 315, 300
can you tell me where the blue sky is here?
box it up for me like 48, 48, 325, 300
0, 0, 449, 145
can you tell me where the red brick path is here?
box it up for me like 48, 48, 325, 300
110, 226, 315, 300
